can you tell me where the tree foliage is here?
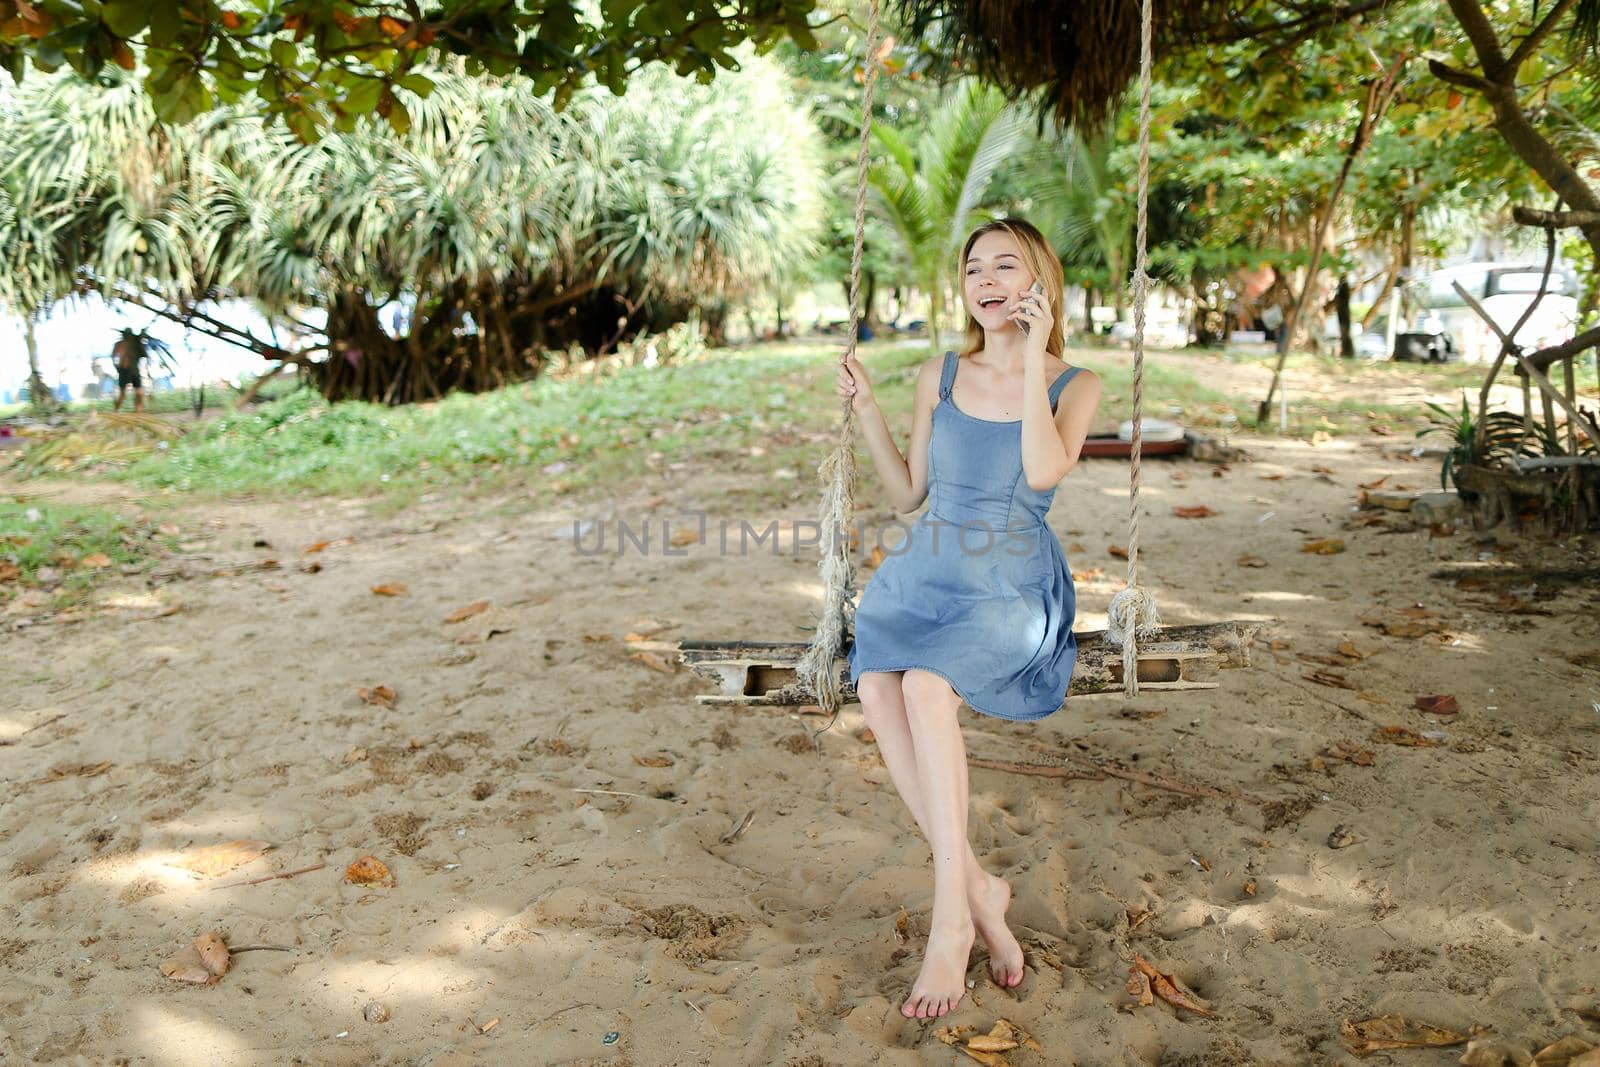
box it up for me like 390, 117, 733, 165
0, 0, 828, 141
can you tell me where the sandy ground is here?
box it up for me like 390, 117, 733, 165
4, 347, 1600, 1067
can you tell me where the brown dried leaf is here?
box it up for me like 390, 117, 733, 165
1533, 1036, 1595, 1066
33, 760, 113, 784
1305, 669, 1357, 690
630, 650, 675, 674
1339, 1014, 1466, 1056
1372, 725, 1440, 747
1243, 878, 1257, 897
357, 685, 396, 709
159, 931, 231, 985
1359, 475, 1390, 490
304, 540, 332, 554
1131, 955, 1214, 1016
1414, 694, 1460, 716
344, 855, 392, 886
443, 600, 490, 623
0, 561, 20, 582
936, 1025, 978, 1047
1108, 544, 1129, 559
1172, 505, 1219, 519
1337, 640, 1364, 660
80, 552, 112, 569
370, 582, 407, 597
169, 840, 274, 878
894, 907, 910, 945
968, 1034, 1021, 1052
633, 753, 674, 768
1235, 554, 1269, 568
1301, 538, 1346, 555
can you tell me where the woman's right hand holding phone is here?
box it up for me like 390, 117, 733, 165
836, 350, 877, 416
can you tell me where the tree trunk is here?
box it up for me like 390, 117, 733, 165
1336, 275, 1354, 358
24, 314, 52, 411
1433, 0, 1600, 265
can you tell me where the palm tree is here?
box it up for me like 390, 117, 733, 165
866, 78, 1031, 353
0, 49, 827, 403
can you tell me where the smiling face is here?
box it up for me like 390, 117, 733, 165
963, 229, 1035, 329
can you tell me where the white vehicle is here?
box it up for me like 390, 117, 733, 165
1406, 261, 1580, 363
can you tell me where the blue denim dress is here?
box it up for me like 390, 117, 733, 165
847, 349, 1082, 721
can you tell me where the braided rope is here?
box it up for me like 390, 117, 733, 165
796, 0, 882, 738
1104, 0, 1161, 697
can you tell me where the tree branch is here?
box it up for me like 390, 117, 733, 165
1505, 0, 1581, 75
1444, 0, 1511, 76
1512, 205, 1600, 228
1427, 58, 1495, 92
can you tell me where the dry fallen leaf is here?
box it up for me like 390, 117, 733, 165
33, 760, 113, 784
1108, 544, 1129, 559
894, 907, 910, 946
1458, 1033, 1535, 1066
1359, 475, 1390, 490
1305, 669, 1357, 690
1532, 1036, 1594, 1066
1235, 555, 1268, 568
0, 561, 21, 582
1172, 505, 1220, 519
344, 855, 393, 887
1340, 1014, 1467, 1056
357, 685, 397, 710
1323, 743, 1376, 766
633, 753, 674, 768
1130, 955, 1214, 1016
159, 931, 231, 985
370, 582, 407, 597
168, 840, 274, 878
443, 600, 490, 624
80, 552, 113, 569
630, 650, 675, 674
1301, 538, 1346, 555
304, 540, 332, 554
1372, 725, 1441, 747
1414, 694, 1460, 716
1243, 878, 1258, 897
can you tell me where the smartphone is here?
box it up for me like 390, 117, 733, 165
1018, 280, 1046, 336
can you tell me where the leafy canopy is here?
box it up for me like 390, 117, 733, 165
0, 0, 827, 140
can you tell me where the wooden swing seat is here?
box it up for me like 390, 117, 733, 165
665, 620, 1260, 708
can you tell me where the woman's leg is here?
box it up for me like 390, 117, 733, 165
858, 674, 1024, 990
896, 667, 976, 1018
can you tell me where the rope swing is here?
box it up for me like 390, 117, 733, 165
1103, 0, 1163, 696
794, 0, 883, 732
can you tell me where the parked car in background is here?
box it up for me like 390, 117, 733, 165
1405, 261, 1579, 363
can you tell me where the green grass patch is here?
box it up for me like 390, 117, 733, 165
0, 498, 166, 602
10, 337, 1503, 507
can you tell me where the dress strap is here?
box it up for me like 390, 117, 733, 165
938, 350, 958, 400
1048, 366, 1081, 408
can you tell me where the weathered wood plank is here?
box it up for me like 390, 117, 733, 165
665, 620, 1261, 707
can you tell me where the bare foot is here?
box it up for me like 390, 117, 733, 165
969, 873, 1025, 988
901, 918, 974, 1019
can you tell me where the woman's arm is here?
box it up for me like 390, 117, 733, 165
1022, 369, 1102, 491
852, 355, 942, 514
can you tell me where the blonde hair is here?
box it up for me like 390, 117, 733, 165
955, 216, 1065, 361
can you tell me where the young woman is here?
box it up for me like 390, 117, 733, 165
835, 217, 1103, 1020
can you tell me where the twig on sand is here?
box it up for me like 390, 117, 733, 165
718, 809, 757, 845
967, 755, 1264, 805
572, 788, 652, 799
226, 944, 295, 954
210, 863, 326, 890
0, 712, 67, 745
